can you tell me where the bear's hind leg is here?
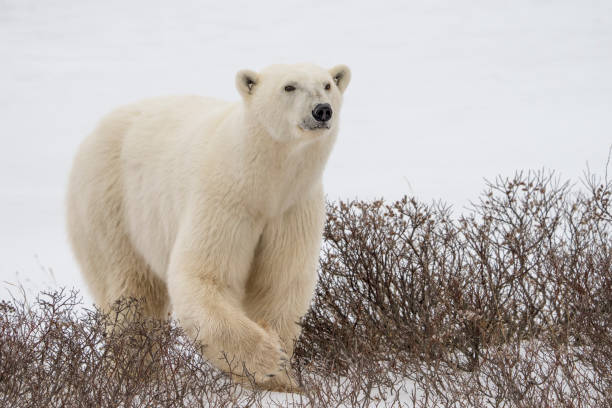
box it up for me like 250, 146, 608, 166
69, 209, 170, 375
84, 233, 171, 372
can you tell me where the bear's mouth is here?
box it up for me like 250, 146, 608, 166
299, 121, 330, 131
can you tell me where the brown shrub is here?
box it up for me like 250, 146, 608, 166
1, 169, 611, 407
298, 170, 611, 407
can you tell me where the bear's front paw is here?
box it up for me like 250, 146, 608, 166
245, 330, 288, 382
259, 369, 303, 394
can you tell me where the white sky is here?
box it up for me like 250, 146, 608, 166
1, 0, 611, 299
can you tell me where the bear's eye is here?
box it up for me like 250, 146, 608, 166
284, 85, 296, 92
324, 83, 331, 90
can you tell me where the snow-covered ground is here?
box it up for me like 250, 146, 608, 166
1, 0, 611, 298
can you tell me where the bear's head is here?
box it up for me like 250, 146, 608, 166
236, 63, 351, 142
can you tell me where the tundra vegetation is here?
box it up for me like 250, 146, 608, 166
1, 170, 610, 407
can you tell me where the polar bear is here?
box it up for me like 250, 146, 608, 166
66, 63, 350, 390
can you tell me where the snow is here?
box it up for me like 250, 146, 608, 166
1, 0, 611, 300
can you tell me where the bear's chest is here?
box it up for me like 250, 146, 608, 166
247, 147, 327, 217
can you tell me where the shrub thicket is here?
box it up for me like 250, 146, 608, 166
1, 170, 610, 407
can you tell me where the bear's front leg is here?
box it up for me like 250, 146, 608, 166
167, 208, 288, 385
244, 188, 326, 391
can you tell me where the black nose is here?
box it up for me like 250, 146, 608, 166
312, 103, 332, 122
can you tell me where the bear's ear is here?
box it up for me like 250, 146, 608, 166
236, 69, 259, 98
329, 65, 351, 93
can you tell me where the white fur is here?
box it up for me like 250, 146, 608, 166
66, 63, 350, 389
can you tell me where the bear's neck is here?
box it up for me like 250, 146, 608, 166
235, 115, 336, 216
